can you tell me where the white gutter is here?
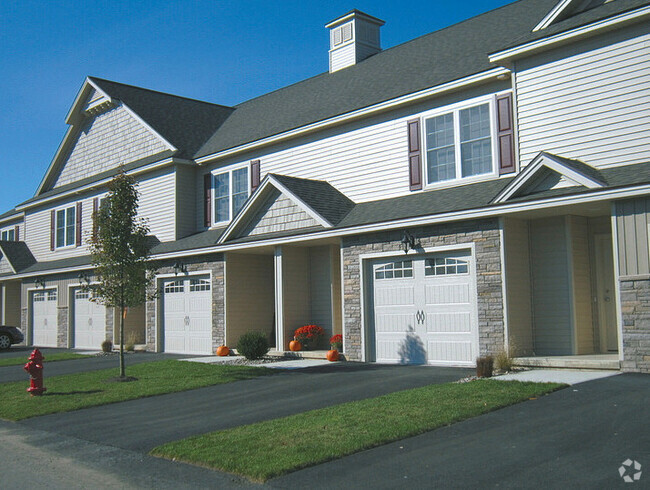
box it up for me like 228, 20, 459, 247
16, 157, 192, 211
14, 182, 650, 280
195, 67, 510, 165
489, 5, 650, 62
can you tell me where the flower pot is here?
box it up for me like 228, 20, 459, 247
327, 349, 339, 362
216, 345, 230, 357
289, 340, 302, 352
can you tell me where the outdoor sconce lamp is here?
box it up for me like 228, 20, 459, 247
34, 277, 46, 289
401, 230, 416, 254
78, 272, 91, 286
173, 261, 187, 276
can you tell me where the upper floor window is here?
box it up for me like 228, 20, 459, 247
1, 228, 15, 241
213, 166, 249, 225
56, 206, 76, 248
425, 100, 495, 185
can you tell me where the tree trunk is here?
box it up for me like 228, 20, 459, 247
119, 306, 125, 378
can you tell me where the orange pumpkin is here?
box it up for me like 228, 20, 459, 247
216, 345, 230, 357
327, 349, 340, 362
289, 340, 302, 352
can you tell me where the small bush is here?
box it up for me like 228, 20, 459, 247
476, 356, 494, 378
101, 340, 113, 353
236, 331, 270, 360
494, 350, 514, 372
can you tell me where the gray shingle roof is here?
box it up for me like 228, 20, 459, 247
0, 241, 36, 272
271, 174, 355, 225
88, 77, 235, 159
195, 0, 560, 158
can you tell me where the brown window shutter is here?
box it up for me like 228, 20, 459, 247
14, 225, 19, 241
50, 210, 55, 251
250, 160, 261, 192
92, 197, 99, 239
496, 93, 516, 174
76, 202, 82, 247
407, 119, 422, 191
203, 173, 212, 227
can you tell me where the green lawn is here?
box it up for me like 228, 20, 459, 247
151, 380, 564, 482
0, 360, 273, 421
0, 352, 90, 367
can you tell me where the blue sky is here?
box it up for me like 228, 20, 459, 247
0, 0, 513, 214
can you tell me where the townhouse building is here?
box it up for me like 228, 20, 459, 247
1, 0, 649, 372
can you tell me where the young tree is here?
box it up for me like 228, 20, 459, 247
89, 170, 156, 379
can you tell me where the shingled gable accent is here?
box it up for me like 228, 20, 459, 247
0, 241, 36, 274
492, 152, 606, 204
218, 174, 355, 244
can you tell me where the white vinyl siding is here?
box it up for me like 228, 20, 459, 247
175, 165, 197, 239
517, 29, 650, 168
136, 170, 176, 243
52, 103, 170, 189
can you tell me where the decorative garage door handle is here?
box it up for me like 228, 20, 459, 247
184, 315, 190, 326
415, 310, 426, 324
88, 318, 93, 326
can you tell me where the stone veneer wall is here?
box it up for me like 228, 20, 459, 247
145, 253, 224, 352
620, 279, 650, 373
57, 307, 68, 347
341, 219, 504, 362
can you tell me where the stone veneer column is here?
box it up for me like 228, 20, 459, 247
341, 219, 504, 362
57, 306, 69, 348
145, 254, 225, 352
620, 279, 650, 373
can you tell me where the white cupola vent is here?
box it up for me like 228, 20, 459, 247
325, 10, 385, 73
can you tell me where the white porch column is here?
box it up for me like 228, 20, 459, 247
274, 246, 284, 350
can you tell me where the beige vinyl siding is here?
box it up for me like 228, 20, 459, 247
3, 281, 21, 326
135, 169, 176, 243
530, 216, 573, 355
114, 304, 145, 345
0, 257, 13, 274
616, 197, 650, 277
568, 216, 594, 354
21, 274, 82, 308
281, 247, 311, 347
503, 218, 533, 355
331, 245, 343, 337
310, 246, 333, 339
225, 253, 275, 348
175, 165, 197, 239
53, 103, 170, 188
516, 27, 650, 168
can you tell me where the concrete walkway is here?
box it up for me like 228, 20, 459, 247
494, 369, 620, 385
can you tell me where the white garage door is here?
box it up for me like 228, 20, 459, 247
163, 276, 213, 355
32, 289, 58, 347
74, 289, 106, 349
371, 252, 477, 365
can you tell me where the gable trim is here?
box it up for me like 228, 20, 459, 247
489, 5, 650, 62
217, 175, 333, 244
492, 152, 605, 204
533, 0, 573, 32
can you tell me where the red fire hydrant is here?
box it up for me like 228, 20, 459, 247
23, 349, 47, 396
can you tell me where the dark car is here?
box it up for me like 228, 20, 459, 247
0, 326, 24, 350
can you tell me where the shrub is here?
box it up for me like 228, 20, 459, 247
476, 356, 494, 378
101, 339, 113, 353
294, 325, 324, 350
494, 349, 514, 372
236, 331, 270, 360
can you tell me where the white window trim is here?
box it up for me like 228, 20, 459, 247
211, 163, 251, 227
422, 94, 499, 190
54, 205, 77, 250
1, 227, 15, 241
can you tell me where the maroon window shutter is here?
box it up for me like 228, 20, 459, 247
92, 197, 99, 239
496, 93, 515, 174
203, 173, 212, 227
407, 119, 422, 191
76, 202, 82, 246
50, 210, 55, 251
250, 160, 261, 192
14, 225, 19, 241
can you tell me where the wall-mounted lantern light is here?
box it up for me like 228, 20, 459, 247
34, 277, 46, 289
401, 230, 416, 254
173, 261, 187, 276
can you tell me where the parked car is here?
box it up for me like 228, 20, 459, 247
0, 326, 24, 350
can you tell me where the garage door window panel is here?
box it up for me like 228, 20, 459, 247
375, 260, 413, 280
425, 257, 469, 276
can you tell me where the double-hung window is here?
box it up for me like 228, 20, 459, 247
55, 206, 76, 248
213, 166, 249, 225
1, 228, 15, 241
425, 100, 495, 185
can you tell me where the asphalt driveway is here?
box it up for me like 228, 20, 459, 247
21, 363, 471, 451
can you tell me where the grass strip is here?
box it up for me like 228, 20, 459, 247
0, 352, 90, 367
0, 360, 273, 421
151, 380, 564, 482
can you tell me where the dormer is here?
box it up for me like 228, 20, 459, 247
326, 10, 385, 73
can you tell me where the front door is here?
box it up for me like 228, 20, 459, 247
594, 234, 618, 352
